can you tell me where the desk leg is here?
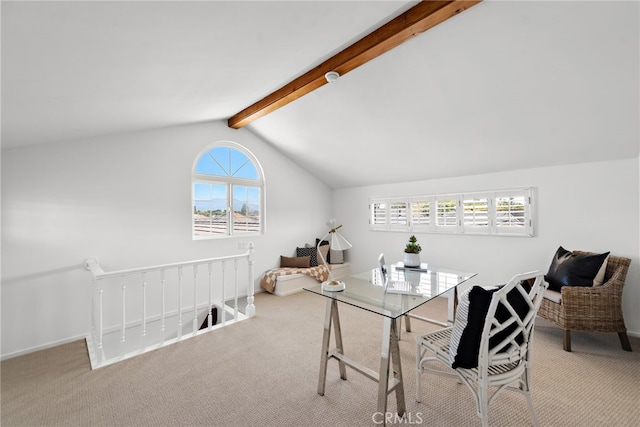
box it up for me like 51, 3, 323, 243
377, 318, 406, 417
447, 287, 459, 325
403, 292, 411, 333
331, 300, 347, 380
317, 299, 346, 396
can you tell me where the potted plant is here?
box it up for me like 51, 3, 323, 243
403, 235, 422, 268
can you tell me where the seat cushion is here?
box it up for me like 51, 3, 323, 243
544, 246, 610, 292
543, 288, 562, 304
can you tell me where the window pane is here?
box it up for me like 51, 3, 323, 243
193, 183, 227, 236
389, 201, 408, 226
232, 185, 260, 233
209, 147, 231, 176
463, 197, 488, 227
496, 196, 526, 228
436, 199, 457, 226
230, 151, 258, 179
371, 201, 387, 225
411, 201, 430, 226
195, 147, 259, 180
195, 151, 227, 176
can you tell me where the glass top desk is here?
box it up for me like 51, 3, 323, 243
304, 264, 476, 422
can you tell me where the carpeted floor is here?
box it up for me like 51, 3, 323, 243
2, 291, 639, 426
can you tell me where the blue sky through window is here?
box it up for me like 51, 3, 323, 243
195, 147, 258, 179
193, 144, 262, 237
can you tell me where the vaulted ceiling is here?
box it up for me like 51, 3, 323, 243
2, 1, 638, 189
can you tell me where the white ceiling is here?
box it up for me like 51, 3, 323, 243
2, 1, 638, 189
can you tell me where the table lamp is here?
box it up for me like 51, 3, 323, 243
318, 219, 352, 292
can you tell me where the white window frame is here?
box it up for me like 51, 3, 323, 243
192, 141, 265, 240
369, 188, 534, 237
492, 189, 533, 236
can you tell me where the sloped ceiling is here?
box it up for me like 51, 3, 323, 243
2, 1, 638, 189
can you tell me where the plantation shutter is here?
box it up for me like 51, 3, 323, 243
463, 194, 489, 233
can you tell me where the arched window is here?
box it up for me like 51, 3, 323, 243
192, 142, 264, 239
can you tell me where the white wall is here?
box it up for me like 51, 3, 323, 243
334, 158, 640, 335
1, 120, 332, 358
3, 126, 638, 358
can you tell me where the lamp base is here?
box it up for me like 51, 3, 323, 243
322, 280, 345, 292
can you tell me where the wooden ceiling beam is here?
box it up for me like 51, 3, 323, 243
228, 0, 481, 129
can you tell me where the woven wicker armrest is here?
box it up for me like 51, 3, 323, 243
560, 279, 626, 332
561, 281, 623, 311
561, 279, 623, 299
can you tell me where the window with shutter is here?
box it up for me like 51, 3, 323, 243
463, 195, 489, 233
495, 190, 532, 236
370, 199, 388, 229
411, 198, 432, 231
369, 188, 533, 237
436, 198, 458, 229
389, 199, 409, 228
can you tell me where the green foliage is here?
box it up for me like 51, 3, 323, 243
404, 235, 422, 254
194, 209, 226, 217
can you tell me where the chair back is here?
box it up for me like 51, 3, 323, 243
378, 253, 387, 284
478, 271, 547, 368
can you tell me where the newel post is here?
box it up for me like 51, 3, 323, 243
245, 242, 256, 317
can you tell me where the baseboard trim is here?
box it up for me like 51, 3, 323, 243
1, 333, 88, 362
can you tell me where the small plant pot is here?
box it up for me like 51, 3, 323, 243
403, 253, 421, 268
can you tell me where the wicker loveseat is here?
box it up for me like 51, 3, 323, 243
538, 251, 632, 352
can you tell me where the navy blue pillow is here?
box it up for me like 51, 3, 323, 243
545, 246, 609, 292
450, 282, 531, 369
296, 246, 318, 267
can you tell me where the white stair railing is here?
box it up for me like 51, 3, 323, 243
85, 243, 255, 369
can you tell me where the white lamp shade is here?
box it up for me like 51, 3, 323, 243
329, 231, 352, 250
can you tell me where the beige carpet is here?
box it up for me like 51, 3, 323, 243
2, 291, 639, 427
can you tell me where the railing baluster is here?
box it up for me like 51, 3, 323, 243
221, 261, 226, 325
233, 259, 239, 321
160, 269, 166, 333
98, 281, 104, 367
142, 272, 147, 337
193, 264, 198, 335
208, 262, 213, 329
178, 267, 183, 339
246, 242, 256, 317
121, 278, 127, 343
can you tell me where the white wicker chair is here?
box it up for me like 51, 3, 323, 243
416, 271, 547, 427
